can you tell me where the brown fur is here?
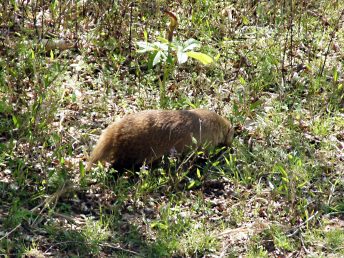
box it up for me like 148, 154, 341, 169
87, 109, 234, 170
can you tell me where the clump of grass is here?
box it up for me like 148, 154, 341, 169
147, 199, 219, 257
304, 225, 344, 256
82, 218, 110, 253
44, 218, 109, 256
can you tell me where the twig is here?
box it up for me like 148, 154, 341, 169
100, 243, 142, 256
300, 234, 311, 254
289, 0, 294, 75
53, 212, 81, 223
30, 182, 75, 225
163, 10, 178, 42
128, 1, 133, 58
0, 223, 21, 241
324, 211, 344, 216
287, 211, 319, 237
219, 241, 230, 258
44, 240, 91, 254
319, 9, 344, 76
327, 181, 336, 206
280, 16, 288, 99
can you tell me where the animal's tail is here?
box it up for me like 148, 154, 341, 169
86, 124, 116, 170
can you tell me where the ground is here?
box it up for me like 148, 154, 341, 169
0, 1, 343, 257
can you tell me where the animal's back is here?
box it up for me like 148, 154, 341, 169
87, 109, 233, 170
113, 110, 199, 167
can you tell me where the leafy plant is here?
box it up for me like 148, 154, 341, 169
137, 38, 213, 67
136, 37, 213, 108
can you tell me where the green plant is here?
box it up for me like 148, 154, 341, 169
179, 222, 218, 256
247, 245, 268, 258
22, 243, 45, 258
4, 199, 32, 229
148, 198, 218, 257
136, 37, 213, 108
82, 218, 110, 254
260, 226, 295, 253
325, 229, 344, 252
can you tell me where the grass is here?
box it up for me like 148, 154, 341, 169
0, 0, 343, 257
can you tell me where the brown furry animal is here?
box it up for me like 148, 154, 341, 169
87, 109, 234, 170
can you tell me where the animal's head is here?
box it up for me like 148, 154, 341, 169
220, 117, 235, 146
224, 126, 235, 146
